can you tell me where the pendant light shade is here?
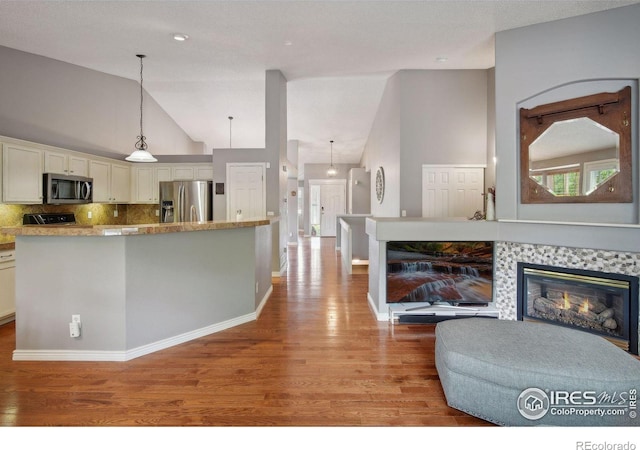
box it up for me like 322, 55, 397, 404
126, 54, 157, 162
327, 140, 337, 177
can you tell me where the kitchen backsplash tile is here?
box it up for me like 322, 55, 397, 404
0, 203, 160, 244
127, 204, 160, 224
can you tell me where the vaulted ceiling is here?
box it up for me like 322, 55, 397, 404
1, 0, 637, 175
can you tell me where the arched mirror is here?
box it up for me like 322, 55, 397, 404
520, 86, 632, 204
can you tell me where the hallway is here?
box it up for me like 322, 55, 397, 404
0, 236, 488, 426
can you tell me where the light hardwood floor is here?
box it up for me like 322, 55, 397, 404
0, 236, 490, 426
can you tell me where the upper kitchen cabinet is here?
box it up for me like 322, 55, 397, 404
131, 165, 172, 203
90, 159, 131, 203
2, 143, 43, 204
44, 150, 88, 177
171, 164, 214, 181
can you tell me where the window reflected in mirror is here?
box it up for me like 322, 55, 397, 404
520, 86, 632, 204
529, 117, 620, 197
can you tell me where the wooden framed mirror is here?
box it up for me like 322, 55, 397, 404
520, 86, 632, 204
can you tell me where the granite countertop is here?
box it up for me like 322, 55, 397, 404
0, 219, 271, 237
0, 242, 15, 251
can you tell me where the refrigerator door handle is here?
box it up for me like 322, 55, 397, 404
191, 205, 197, 222
179, 183, 185, 222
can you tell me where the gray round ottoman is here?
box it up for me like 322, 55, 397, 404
435, 318, 640, 426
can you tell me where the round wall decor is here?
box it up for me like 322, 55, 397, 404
375, 166, 385, 204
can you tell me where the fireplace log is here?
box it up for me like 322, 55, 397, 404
533, 296, 599, 322
598, 308, 615, 321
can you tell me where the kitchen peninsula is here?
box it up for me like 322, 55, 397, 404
1, 219, 273, 361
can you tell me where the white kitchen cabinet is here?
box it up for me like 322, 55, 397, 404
89, 159, 110, 202
131, 165, 171, 204
195, 165, 214, 180
171, 164, 213, 181
0, 249, 16, 325
44, 150, 88, 177
2, 143, 43, 203
90, 159, 130, 203
172, 166, 195, 180
110, 163, 130, 203
157, 166, 172, 183
132, 166, 155, 203
131, 164, 211, 204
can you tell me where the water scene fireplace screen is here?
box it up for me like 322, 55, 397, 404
517, 262, 639, 354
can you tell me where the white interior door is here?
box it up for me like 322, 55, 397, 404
422, 167, 452, 217
422, 165, 485, 218
319, 182, 346, 237
227, 163, 266, 220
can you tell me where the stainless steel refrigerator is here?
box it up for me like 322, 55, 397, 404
159, 181, 213, 223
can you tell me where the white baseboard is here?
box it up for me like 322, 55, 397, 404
255, 284, 273, 319
0, 313, 15, 326
367, 292, 389, 322
13, 349, 128, 362
272, 260, 287, 278
13, 311, 261, 362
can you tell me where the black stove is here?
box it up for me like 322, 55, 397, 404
23, 213, 76, 225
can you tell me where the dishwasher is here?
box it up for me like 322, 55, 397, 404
0, 249, 16, 325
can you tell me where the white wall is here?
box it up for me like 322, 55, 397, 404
495, 4, 640, 224
0, 45, 205, 158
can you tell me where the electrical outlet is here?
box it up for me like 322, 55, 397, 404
255, 282, 259, 294
114, 210, 118, 217
69, 322, 80, 338
155, 209, 160, 217
87, 211, 92, 219
402, 210, 407, 217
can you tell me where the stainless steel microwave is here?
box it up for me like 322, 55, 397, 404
43, 173, 93, 204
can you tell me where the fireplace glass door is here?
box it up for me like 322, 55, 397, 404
517, 263, 638, 354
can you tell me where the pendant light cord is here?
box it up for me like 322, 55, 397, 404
330, 140, 334, 166
136, 54, 147, 151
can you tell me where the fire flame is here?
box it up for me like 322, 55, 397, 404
580, 299, 590, 314
562, 292, 570, 310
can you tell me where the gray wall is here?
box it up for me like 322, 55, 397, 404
212, 70, 288, 273
254, 224, 273, 308
348, 167, 371, 214
15, 227, 269, 355
0, 45, 204, 159
362, 69, 489, 217
126, 230, 255, 348
361, 73, 402, 217
495, 4, 640, 224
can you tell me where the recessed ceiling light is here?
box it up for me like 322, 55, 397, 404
284, 40, 293, 46
436, 56, 448, 63
173, 33, 189, 42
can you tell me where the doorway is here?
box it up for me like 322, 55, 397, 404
226, 163, 266, 220
308, 179, 346, 237
421, 165, 485, 218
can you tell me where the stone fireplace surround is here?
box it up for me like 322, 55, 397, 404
494, 241, 640, 351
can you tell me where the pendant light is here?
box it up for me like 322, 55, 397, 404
126, 54, 157, 162
327, 140, 337, 177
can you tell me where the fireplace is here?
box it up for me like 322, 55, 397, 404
517, 263, 639, 355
